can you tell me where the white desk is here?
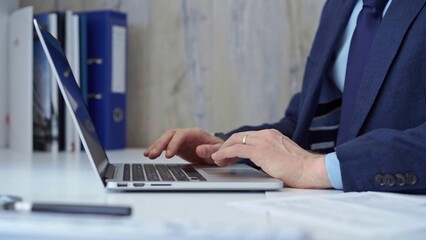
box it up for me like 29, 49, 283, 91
0, 149, 425, 239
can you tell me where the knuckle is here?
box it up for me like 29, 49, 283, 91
260, 129, 274, 138
230, 133, 239, 141
192, 127, 203, 132
166, 129, 177, 136
282, 135, 291, 142
271, 129, 281, 135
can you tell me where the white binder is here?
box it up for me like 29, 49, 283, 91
0, 1, 19, 148
8, 6, 33, 152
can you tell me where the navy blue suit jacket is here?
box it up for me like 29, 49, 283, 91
228, 0, 426, 193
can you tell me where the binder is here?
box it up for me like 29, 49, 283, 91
83, 11, 127, 149
55, 11, 67, 151
78, 13, 88, 105
33, 12, 67, 151
33, 13, 59, 151
8, 6, 33, 152
0, 1, 19, 148
78, 13, 88, 151
64, 11, 81, 152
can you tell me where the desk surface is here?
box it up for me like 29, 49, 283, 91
0, 149, 425, 239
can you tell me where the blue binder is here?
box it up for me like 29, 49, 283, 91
83, 11, 127, 149
78, 13, 88, 105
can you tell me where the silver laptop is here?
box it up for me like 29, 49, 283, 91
33, 19, 283, 191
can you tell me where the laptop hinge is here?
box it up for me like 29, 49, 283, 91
103, 163, 116, 180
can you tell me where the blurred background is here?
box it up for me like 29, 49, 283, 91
20, 0, 326, 148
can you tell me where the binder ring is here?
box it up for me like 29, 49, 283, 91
113, 108, 124, 123
88, 93, 103, 100
87, 58, 103, 65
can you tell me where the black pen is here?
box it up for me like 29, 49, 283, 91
2, 198, 131, 216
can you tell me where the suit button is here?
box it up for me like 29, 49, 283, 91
405, 172, 417, 185
395, 173, 406, 186
375, 174, 385, 186
384, 174, 396, 187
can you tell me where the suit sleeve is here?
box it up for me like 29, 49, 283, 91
336, 122, 426, 193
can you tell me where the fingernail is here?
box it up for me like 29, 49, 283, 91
215, 161, 223, 167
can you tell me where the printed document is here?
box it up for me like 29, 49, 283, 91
231, 192, 426, 237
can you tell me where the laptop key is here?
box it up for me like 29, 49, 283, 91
167, 165, 190, 181
180, 165, 207, 181
155, 165, 175, 181
132, 164, 145, 181
123, 164, 131, 181
144, 164, 161, 181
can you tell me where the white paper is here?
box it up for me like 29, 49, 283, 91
231, 192, 426, 237
0, 212, 305, 240
8, 6, 33, 152
111, 25, 126, 94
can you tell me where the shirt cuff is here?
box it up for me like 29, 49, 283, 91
325, 152, 343, 190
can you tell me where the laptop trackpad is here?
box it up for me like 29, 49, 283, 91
202, 168, 266, 178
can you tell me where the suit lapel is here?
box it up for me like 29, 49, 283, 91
294, 0, 357, 146
305, 0, 356, 105
349, 0, 426, 139
317, 0, 357, 65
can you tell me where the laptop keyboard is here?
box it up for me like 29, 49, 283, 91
123, 164, 206, 182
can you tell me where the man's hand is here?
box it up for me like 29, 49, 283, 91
143, 128, 224, 165
211, 129, 332, 189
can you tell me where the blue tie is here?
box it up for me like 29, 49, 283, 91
336, 0, 389, 145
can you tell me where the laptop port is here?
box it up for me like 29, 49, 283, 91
117, 183, 128, 187
133, 183, 145, 187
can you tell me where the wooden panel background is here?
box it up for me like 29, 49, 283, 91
21, 0, 325, 147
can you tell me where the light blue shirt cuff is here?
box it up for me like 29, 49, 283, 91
325, 152, 343, 190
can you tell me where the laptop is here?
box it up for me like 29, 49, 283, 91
33, 19, 283, 191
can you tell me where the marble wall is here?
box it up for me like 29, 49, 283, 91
21, 0, 325, 147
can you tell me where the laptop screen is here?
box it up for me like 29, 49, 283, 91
34, 21, 109, 181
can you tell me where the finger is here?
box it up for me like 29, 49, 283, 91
165, 130, 191, 158
196, 143, 222, 159
195, 143, 222, 165
144, 131, 173, 154
144, 130, 176, 159
212, 144, 252, 166
219, 131, 257, 150
212, 158, 238, 167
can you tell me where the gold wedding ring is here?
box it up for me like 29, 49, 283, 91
242, 135, 248, 145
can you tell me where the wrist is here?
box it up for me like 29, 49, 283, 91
303, 154, 333, 189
